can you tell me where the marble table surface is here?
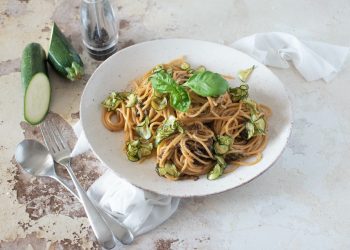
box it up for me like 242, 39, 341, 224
0, 0, 349, 249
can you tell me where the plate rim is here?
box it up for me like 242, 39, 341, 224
80, 38, 293, 197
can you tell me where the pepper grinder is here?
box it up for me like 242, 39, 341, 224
80, 0, 118, 60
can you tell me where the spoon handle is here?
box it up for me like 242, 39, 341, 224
53, 175, 134, 244
54, 176, 79, 200
61, 159, 116, 249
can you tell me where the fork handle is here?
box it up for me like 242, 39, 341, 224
53, 175, 134, 244
54, 176, 80, 200
62, 160, 116, 249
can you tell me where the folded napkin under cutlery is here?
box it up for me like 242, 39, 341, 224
71, 122, 180, 237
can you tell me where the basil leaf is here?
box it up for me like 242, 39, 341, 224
155, 115, 183, 145
150, 71, 191, 112
184, 71, 228, 97
136, 116, 152, 140
169, 85, 191, 112
150, 71, 175, 93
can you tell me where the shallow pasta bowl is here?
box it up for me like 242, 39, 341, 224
80, 39, 292, 197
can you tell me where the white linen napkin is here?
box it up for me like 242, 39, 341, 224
71, 122, 180, 237
231, 32, 349, 82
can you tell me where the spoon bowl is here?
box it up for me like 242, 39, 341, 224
15, 139, 56, 177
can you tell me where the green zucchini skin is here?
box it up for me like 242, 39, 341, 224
21, 43, 51, 125
48, 22, 84, 81
21, 43, 48, 90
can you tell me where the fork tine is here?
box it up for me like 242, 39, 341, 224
48, 120, 70, 150
40, 122, 58, 154
46, 120, 63, 150
45, 120, 62, 150
48, 119, 69, 149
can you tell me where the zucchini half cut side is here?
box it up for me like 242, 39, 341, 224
24, 73, 51, 125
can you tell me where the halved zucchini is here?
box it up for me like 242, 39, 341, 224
21, 43, 51, 125
48, 22, 84, 81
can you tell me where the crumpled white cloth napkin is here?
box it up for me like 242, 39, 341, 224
70, 32, 348, 238
231, 32, 349, 82
71, 122, 180, 237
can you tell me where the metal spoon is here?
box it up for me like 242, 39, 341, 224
15, 139, 134, 245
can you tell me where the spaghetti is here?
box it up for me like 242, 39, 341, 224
101, 58, 271, 180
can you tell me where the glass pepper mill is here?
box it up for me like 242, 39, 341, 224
80, 0, 118, 60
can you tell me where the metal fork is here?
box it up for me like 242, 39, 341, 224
40, 119, 127, 248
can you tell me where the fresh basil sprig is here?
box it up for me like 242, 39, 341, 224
150, 71, 190, 112
183, 71, 229, 97
155, 115, 184, 146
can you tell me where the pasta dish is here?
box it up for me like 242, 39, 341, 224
101, 58, 271, 180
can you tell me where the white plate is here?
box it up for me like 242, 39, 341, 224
80, 39, 292, 197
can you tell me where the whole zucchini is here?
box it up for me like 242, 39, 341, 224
21, 43, 51, 125
48, 22, 84, 81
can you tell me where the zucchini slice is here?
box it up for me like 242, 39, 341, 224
21, 43, 51, 125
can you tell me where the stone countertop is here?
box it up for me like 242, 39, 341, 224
1, 0, 350, 249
